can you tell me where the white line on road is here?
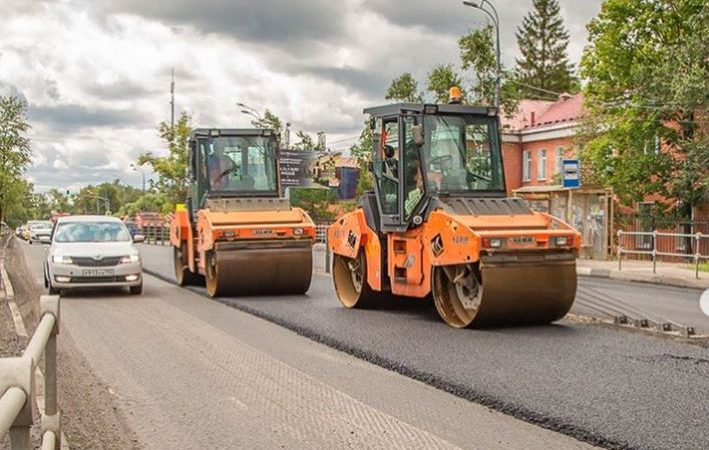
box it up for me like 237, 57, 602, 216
8, 301, 28, 337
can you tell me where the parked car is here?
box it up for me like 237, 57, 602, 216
28, 221, 53, 244
43, 215, 145, 295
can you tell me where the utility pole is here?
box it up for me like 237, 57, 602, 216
170, 67, 175, 134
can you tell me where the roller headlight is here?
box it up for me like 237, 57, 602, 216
554, 236, 571, 246
52, 255, 73, 264
488, 238, 503, 248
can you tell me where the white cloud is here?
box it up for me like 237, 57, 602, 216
1, 0, 602, 191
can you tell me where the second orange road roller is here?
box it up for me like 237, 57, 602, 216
328, 90, 581, 328
170, 128, 316, 297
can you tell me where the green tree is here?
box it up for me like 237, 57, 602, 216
459, 25, 496, 105
250, 109, 282, 142
514, 0, 578, 98
289, 187, 336, 222
348, 120, 374, 195
426, 64, 465, 103
294, 130, 317, 150
0, 96, 31, 224
137, 112, 193, 210
579, 0, 709, 215
385, 73, 423, 102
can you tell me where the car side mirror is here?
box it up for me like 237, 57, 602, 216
39, 236, 51, 245
412, 125, 424, 147
133, 234, 145, 243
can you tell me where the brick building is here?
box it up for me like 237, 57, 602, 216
500, 92, 584, 193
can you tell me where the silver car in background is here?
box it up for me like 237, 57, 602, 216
43, 216, 145, 295
28, 220, 53, 244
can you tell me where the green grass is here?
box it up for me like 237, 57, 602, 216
685, 262, 709, 273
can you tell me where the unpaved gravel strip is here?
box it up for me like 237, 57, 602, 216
1, 237, 140, 450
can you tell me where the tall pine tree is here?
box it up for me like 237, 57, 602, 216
514, 0, 578, 99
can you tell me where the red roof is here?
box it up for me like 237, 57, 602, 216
501, 93, 584, 131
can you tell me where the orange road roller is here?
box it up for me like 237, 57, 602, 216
170, 128, 316, 297
328, 92, 581, 328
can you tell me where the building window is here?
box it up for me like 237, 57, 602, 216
538, 149, 547, 180
556, 147, 564, 174
522, 150, 531, 182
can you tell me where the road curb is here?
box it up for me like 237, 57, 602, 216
575, 264, 708, 290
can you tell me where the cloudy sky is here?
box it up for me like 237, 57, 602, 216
0, 0, 602, 192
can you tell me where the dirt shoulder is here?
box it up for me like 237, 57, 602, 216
1, 238, 140, 450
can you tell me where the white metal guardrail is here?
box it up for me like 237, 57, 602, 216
0, 295, 62, 450
617, 230, 708, 278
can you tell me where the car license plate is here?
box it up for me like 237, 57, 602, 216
82, 269, 115, 277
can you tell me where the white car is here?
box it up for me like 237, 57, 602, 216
43, 216, 145, 295
28, 221, 53, 244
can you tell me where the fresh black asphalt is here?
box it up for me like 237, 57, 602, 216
140, 244, 709, 450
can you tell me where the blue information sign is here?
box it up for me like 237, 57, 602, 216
562, 159, 580, 189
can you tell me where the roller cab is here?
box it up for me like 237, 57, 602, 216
328, 93, 581, 328
170, 128, 315, 297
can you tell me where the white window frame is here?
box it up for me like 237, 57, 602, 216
537, 149, 547, 181
522, 150, 531, 182
555, 147, 564, 174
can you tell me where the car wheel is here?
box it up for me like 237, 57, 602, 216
129, 283, 143, 295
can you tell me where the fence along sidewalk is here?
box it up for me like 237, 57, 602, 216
0, 290, 62, 449
617, 230, 708, 279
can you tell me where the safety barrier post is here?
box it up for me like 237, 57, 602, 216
652, 230, 657, 274
696, 232, 702, 279
617, 230, 623, 271
40, 296, 61, 450
325, 231, 331, 274
0, 357, 35, 450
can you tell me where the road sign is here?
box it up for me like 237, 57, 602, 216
562, 159, 580, 189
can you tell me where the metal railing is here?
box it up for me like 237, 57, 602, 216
0, 295, 62, 450
617, 230, 708, 278
143, 226, 169, 245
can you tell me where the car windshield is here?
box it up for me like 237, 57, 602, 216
204, 135, 278, 193
30, 222, 52, 230
421, 115, 505, 193
54, 222, 131, 243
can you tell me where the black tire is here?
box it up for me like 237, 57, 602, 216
174, 244, 203, 286
332, 251, 382, 309
129, 283, 143, 295
205, 251, 220, 297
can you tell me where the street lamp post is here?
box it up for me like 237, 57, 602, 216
236, 102, 263, 121
130, 163, 146, 192
462, 0, 501, 108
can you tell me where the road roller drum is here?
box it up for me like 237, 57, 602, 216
205, 242, 313, 297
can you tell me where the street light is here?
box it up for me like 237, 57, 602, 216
130, 163, 146, 192
463, 0, 501, 108
237, 102, 262, 120
240, 109, 262, 121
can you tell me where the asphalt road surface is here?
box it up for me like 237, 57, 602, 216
133, 243, 709, 450
19, 240, 597, 450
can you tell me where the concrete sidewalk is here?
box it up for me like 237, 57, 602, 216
577, 258, 708, 290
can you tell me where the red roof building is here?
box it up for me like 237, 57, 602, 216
501, 93, 584, 193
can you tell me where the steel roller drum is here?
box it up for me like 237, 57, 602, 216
206, 241, 313, 297
433, 255, 577, 328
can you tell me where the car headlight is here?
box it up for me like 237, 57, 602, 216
52, 255, 73, 264
120, 254, 141, 264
